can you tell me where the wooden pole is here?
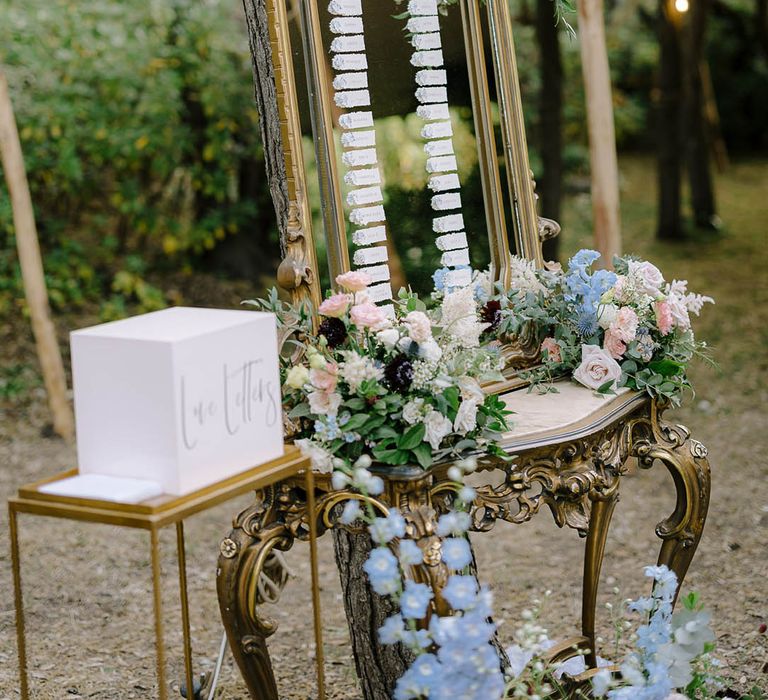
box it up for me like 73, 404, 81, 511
577, 0, 622, 264
0, 68, 74, 440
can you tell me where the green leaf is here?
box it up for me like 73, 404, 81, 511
342, 413, 369, 431
345, 397, 366, 410
596, 379, 616, 394
443, 386, 460, 412
649, 359, 685, 377
412, 442, 433, 469
373, 425, 399, 440
398, 423, 426, 450
288, 402, 311, 418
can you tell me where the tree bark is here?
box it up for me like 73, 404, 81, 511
535, 0, 564, 262
681, 0, 718, 229
656, 0, 684, 240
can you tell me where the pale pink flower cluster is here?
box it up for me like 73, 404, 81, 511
540, 337, 562, 363
319, 293, 352, 318
603, 306, 639, 359
403, 310, 432, 343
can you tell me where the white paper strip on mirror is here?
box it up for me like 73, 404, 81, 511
330, 16, 364, 34
333, 72, 369, 91
341, 129, 376, 148
357, 263, 391, 283
367, 283, 394, 303
329, 1, 395, 303
347, 186, 383, 206
328, 0, 362, 16
345, 167, 381, 186
404, 5, 472, 292
352, 225, 387, 246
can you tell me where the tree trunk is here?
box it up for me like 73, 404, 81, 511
535, 0, 564, 262
681, 0, 718, 229
656, 0, 684, 240
577, 0, 623, 263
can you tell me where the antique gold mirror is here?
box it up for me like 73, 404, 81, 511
268, 0, 551, 383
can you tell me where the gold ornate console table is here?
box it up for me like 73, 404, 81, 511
217, 385, 711, 697
8, 446, 325, 700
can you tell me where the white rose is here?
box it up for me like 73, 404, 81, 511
666, 292, 691, 330
376, 327, 400, 351
403, 310, 432, 344
284, 365, 309, 389
453, 399, 478, 434
597, 303, 619, 330
458, 376, 484, 403
628, 260, 665, 295
423, 409, 453, 450
418, 338, 443, 362
572, 345, 622, 390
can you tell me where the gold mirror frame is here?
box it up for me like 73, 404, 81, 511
268, 0, 545, 299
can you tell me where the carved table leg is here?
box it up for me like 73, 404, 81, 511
581, 485, 620, 668
633, 418, 712, 604
216, 493, 294, 700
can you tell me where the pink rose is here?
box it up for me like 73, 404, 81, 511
309, 363, 338, 393
603, 328, 627, 359
654, 300, 673, 336
609, 306, 638, 343
336, 270, 372, 292
628, 260, 664, 295
573, 344, 622, 390
540, 337, 562, 363
350, 302, 389, 330
403, 310, 432, 343
318, 293, 352, 318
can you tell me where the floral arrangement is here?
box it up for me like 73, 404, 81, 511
496, 250, 714, 405
270, 270, 510, 473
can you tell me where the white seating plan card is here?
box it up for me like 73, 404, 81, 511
39, 474, 165, 504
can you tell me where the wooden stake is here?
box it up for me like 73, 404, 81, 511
577, 0, 622, 264
0, 68, 74, 440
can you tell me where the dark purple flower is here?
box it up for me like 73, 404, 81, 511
318, 317, 347, 348
481, 300, 502, 331
384, 354, 414, 393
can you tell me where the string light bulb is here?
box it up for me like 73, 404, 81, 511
675, 0, 690, 12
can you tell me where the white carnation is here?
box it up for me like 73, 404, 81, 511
418, 338, 443, 362
402, 398, 426, 425
423, 409, 453, 450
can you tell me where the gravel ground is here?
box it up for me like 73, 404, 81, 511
1, 158, 766, 698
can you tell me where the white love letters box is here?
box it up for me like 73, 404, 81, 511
71, 307, 284, 495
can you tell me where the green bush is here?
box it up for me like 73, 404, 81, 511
0, 0, 272, 316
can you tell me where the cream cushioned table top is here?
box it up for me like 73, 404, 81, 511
499, 380, 646, 450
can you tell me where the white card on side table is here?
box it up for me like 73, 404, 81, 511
70, 306, 284, 496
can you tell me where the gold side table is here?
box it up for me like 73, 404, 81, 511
8, 445, 325, 700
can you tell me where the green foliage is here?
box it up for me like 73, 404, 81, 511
0, 0, 270, 317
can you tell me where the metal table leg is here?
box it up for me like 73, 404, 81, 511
9, 504, 30, 700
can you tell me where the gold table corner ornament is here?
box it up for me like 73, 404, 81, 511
8, 446, 325, 700
216, 396, 711, 698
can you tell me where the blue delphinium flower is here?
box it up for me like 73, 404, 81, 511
398, 539, 423, 566
436, 510, 471, 537
400, 580, 434, 619
443, 574, 479, 611
369, 509, 407, 544
401, 628, 432, 650
441, 537, 472, 570
433, 267, 449, 292
363, 548, 401, 595
379, 614, 405, 644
